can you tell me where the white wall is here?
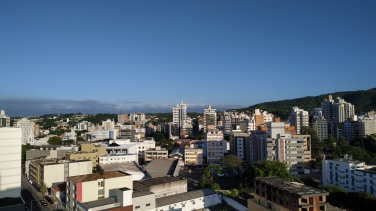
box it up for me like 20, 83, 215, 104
69, 161, 92, 177
44, 164, 65, 188
99, 154, 137, 165
82, 180, 98, 203
104, 175, 133, 198
0, 128, 22, 198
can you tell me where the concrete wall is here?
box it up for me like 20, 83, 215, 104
155, 192, 221, 211
44, 164, 65, 187
150, 179, 187, 198
132, 193, 155, 211
104, 175, 133, 198
0, 128, 22, 198
81, 180, 98, 203
69, 161, 92, 177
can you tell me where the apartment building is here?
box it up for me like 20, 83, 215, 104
250, 123, 305, 175
254, 177, 336, 211
223, 111, 232, 135
291, 135, 311, 164
344, 121, 365, 142
0, 110, 10, 127
118, 113, 129, 124
15, 118, 35, 145
173, 101, 187, 136
203, 105, 217, 132
185, 144, 203, 166
206, 129, 225, 163
107, 139, 155, 162
322, 157, 376, 197
230, 132, 250, 162
66, 171, 133, 211
145, 146, 168, 162
102, 119, 115, 130
29, 159, 92, 188
311, 119, 328, 141
321, 95, 355, 123
129, 112, 146, 122
289, 107, 309, 135
120, 129, 137, 142
91, 130, 110, 141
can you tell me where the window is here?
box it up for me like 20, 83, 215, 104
135, 206, 140, 209
146, 203, 150, 206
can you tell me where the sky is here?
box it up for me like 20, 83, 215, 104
1, 0, 375, 116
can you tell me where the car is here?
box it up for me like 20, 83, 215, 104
40, 200, 48, 206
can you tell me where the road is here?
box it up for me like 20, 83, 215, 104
21, 176, 57, 211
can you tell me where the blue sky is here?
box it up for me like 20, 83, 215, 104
1, 0, 375, 116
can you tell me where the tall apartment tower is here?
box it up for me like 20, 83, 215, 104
321, 95, 355, 123
289, 107, 309, 134
223, 111, 232, 135
206, 129, 225, 163
118, 113, 128, 124
15, 118, 35, 145
203, 105, 216, 132
0, 110, 10, 127
0, 128, 22, 199
102, 119, 115, 130
173, 101, 187, 136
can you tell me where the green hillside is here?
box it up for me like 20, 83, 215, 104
232, 88, 376, 120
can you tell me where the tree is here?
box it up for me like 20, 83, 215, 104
154, 132, 166, 144
196, 131, 206, 140
76, 136, 86, 142
220, 155, 243, 177
48, 136, 62, 145
63, 139, 75, 146
344, 146, 370, 160
93, 164, 104, 173
301, 126, 322, 157
40, 184, 47, 195
242, 160, 291, 188
198, 164, 222, 189
186, 134, 195, 139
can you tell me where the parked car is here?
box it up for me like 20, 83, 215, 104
40, 200, 48, 206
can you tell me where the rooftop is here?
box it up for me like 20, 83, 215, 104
52, 183, 66, 192
361, 158, 376, 166
156, 189, 216, 207
145, 159, 179, 178
134, 176, 183, 189
330, 158, 364, 164
68, 171, 130, 183
356, 167, 376, 174
256, 177, 328, 197
133, 191, 153, 198
146, 148, 168, 151
78, 197, 118, 209
101, 162, 145, 176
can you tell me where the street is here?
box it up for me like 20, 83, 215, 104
21, 176, 56, 211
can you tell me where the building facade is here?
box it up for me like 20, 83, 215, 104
173, 101, 187, 136
145, 147, 168, 162
206, 129, 225, 163
16, 118, 35, 145
311, 120, 328, 141
203, 105, 217, 132
102, 119, 115, 130
118, 113, 129, 124
184, 144, 203, 166
321, 95, 355, 123
289, 107, 309, 135
0, 110, 11, 127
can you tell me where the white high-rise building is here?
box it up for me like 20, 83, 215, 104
311, 108, 323, 119
0, 128, 22, 198
321, 95, 355, 123
16, 118, 35, 145
223, 111, 232, 135
203, 105, 216, 132
173, 101, 187, 136
0, 110, 11, 127
129, 112, 146, 122
289, 107, 309, 134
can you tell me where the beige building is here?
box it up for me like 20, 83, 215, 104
184, 144, 203, 165
29, 158, 92, 188
292, 134, 312, 164
203, 105, 217, 132
206, 129, 225, 163
66, 151, 99, 169
145, 146, 168, 162
66, 171, 133, 211
118, 113, 129, 124
101, 119, 115, 130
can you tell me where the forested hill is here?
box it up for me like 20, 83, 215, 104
233, 88, 376, 120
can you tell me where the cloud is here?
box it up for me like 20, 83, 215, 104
0, 98, 244, 117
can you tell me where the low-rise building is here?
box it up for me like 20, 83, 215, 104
106, 139, 155, 161
145, 146, 168, 162
66, 171, 133, 211
322, 157, 376, 197
133, 176, 187, 198
29, 159, 92, 188
253, 177, 341, 211
169, 148, 184, 160
291, 134, 311, 164
66, 151, 99, 169
99, 154, 138, 165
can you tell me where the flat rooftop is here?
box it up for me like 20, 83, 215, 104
133, 176, 183, 191
79, 197, 118, 209
256, 177, 328, 197
133, 191, 153, 198
68, 171, 130, 183
331, 158, 364, 164
156, 188, 216, 207
356, 167, 376, 174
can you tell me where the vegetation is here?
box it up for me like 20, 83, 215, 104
76, 136, 86, 142
198, 164, 222, 190
40, 184, 47, 195
232, 88, 376, 119
47, 136, 62, 145
63, 139, 75, 145
22, 143, 35, 164
93, 164, 104, 173
81, 113, 117, 125
301, 126, 322, 157
220, 154, 243, 177
350, 134, 376, 158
